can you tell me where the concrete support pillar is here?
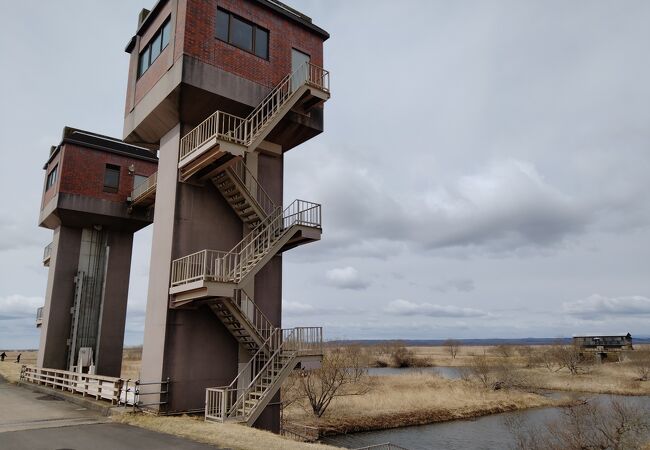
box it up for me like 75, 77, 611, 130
140, 124, 181, 399
37, 226, 134, 377
37, 226, 82, 370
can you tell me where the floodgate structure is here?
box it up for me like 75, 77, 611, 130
32, 0, 330, 432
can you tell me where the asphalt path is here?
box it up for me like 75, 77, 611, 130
0, 376, 221, 449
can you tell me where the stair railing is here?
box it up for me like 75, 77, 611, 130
244, 62, 329, 146
205, 327, 283, 422
131, 171, 157, 204
180, 62, 329, 163
232, 326, 323, 419
226, 158, 276, 218
170, 199, 322, 287
230, 290, 276, 344
205, 326, 322, 422
179, 111, 247, 163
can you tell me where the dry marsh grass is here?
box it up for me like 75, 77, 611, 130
121, 346, 142, 380
0, 350, 37, 383
518, 363, 650, 396
285, 371, 570, 434
114, 413, 338, 450
399, 344, 650, 396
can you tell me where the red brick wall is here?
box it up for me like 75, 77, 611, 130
125, 0, 325, 114
56, 144, 157, 204
185, 0, 324, 87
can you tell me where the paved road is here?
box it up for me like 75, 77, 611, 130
0, 377, 220, 449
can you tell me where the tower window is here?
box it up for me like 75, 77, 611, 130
137, 17, 172, 78
103, 164, 121, 193
216, 8, 269, 60
45, 165, 58, 191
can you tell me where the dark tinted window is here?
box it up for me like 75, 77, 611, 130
138, 47, 150, 77
216, 8, 268, 60
216, 9, 229, 41
137, 17, 172, 79
161, 19, 172, 48
103, 164, 120, 193
230, 16, 253, 52
254, 28, 268, 59
46, 165, 58, 191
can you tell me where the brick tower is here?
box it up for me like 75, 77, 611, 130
37, 127, 157, 377
123, 0, 330, 430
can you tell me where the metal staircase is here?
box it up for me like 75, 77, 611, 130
210, 157, 276, 229
178, 62, 329, 180
168, 62, 328, 427
208, 290, 276, 356
169, 198, 321, 306
206, 327, 322, 425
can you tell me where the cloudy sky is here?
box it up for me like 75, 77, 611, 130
1, 0, 649, 348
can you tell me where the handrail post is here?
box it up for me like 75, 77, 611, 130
221, 388, 227, 421
203, 250, 208, 280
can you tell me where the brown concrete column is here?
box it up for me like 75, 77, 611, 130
140, 124, 181, 402
37, 226, 83, 370
96, 230, 135, 377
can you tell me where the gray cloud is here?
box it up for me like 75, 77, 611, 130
0, 216, 47, 253
563, 295, 650, 319
1, 0, 650, 347
325, 266, 370, 290
0, 294, 43, 320
384, 299, 490, 318
432, 278, 476, 293
290, 156, 606, 260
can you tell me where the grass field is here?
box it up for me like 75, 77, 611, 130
0, 350, 36, 383
4, 344, 649, 448
284, 371, 571, 435
115, 414, 338, 450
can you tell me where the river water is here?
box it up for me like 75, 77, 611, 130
367, 366, 463, 379
322, 368, 650, 450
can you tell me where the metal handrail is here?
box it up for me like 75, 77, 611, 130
231, 290, 275, 344
226, 158, 276, 218
170, 199, 321, 287
245, 62, 329, 145
205, 326, 322, 422
43, 242, 53, 262
179, 111, 247, 162
179, 62, 329, 163
131, 171, 157, 203
352, 444, 411, 450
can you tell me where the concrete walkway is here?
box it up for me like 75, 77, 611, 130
0, 377, 221, 449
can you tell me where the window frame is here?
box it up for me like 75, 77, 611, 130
215, 8, 269, 61
103, 164, 121, 194
45, 165, 58, 191
137, 16, 172, 79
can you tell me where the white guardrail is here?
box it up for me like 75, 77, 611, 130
20, 365, 123, 404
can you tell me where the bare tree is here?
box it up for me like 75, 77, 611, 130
553, 344, 584, 375
443, 339, 461, 359
507, 398, 650, 450
299, 346, 369, 418
494, 344, 514, 358
626, 349, 650, 382
467, 355, 494, 389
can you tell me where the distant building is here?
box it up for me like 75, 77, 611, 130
573, 333, 633, 362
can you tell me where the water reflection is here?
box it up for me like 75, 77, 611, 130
322, 391, 650, 450
367, 366, 462, 379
